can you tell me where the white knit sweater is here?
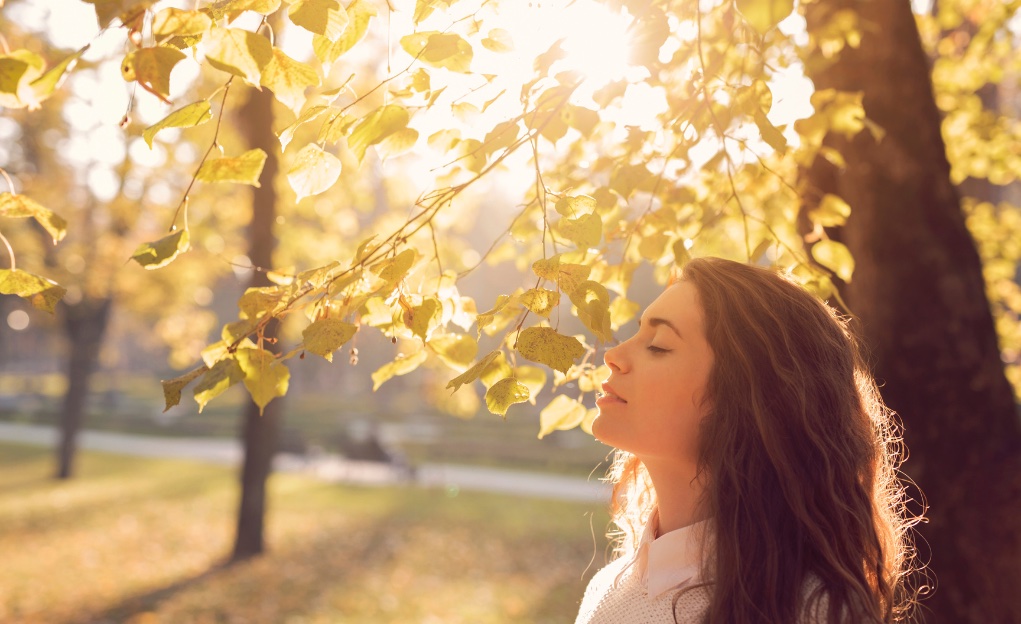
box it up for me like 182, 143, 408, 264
574, 554, 711, 624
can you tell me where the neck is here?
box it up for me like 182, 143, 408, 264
642, 457, 706, 536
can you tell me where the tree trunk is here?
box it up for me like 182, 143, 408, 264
230, 84, 283, 562
55, 297, 112, 479
801, 1, 1021, 621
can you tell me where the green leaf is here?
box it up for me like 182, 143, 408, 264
260, 47, 320, 113
735, 0, 795, 34
302, 318, 356, 362
371, 350, 428, 390
287, 144, 342, 201
193, 357, 244, 412
400, 31, 473, 73
810, 194, 852, 227
557, 213, 602, 249
142, 101, 212, 148
538, 394, 587, 439
347, 104, 411, 163
446, 350, 501, 392
161, 365, 208, 412
0, 269, 66, 314
312, 0, 375, 63
485, 377, 529, 417
516, 327, 586, 373
204, 28, 273, 85
481, 28, 513, 53
237, 347, 290, 415
288, 0, 349, 39
520, 288, 560, 318
0, 192, 67, 244
428, 333, 478, 372
197, 149, 267, 186
130, 228, 190, 270
812, 239, 855, 283
120, 46, 185, 99
152, 8, 211, 37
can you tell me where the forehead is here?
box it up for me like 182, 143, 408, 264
643, 281, 705, 331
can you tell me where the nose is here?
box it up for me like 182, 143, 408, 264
603, 341, 627, 373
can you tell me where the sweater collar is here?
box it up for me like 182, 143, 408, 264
635, 508, 707, 599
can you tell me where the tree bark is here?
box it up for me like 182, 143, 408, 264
55, 297, 113, 479
230, 84, 283, 562
801, 1, 1021, 621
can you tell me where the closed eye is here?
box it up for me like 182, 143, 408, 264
647, 345, 670, 354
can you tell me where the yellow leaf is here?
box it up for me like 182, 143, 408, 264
347, 104, 411, 163
371, 349, 427, 390
302, 318, 357, 362
197, 149, 267, 186
405, 298, 441, 341
428, 333, 478, 372
152, 8, 211, 37
372, 248, 416, 287
557, 213, 602, 249
446, 350, 500, 392
485, 377, 529, 417
570, 281, 613, 343
812, 239, 855, 283
809, 194, 852, 227
287, 144, 342, 201
288, 0, 349, 39
0, 192, 67, 244
312, 0, 376, 63
480, 351, 513, 388
278, 105, 329, 150
400, 31, 473, 73
120, 46, 185, 98
193, 357, 244, 412
608, 296, 640, 330
161, 366, 208, 412
538, 395, 587, 438
481, 28, 513, 53
554, 194, 597, 217
516, 327, 586, 373
520, 288, 560, 318
735, 0, 795, 34
130, 228, 190, 270
260, 47, 320, 113
531, 256, 591, 294
514, 365, 547, 404
142, 101, 212, 148
204, 28, 273, 85
0, 269, 66, 314
236, 348, 289, 415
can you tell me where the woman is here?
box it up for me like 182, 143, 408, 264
575, 257, 922, 624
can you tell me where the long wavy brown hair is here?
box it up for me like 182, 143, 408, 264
605, 257, 923, 623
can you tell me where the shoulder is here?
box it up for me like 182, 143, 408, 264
575, 557, 710, 624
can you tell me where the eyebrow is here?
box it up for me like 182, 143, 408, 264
639, 316, 683, 338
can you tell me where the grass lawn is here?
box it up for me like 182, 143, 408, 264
0, 443, 612, 624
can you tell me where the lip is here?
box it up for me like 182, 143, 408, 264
597, 382, 627, 405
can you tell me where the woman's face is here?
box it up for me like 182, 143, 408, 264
593, 281, 715, 468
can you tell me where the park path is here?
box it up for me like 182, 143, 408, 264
0, 422, 609, 503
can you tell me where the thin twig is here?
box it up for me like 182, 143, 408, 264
169, 77, 233, 230
0, 228, 15, 271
